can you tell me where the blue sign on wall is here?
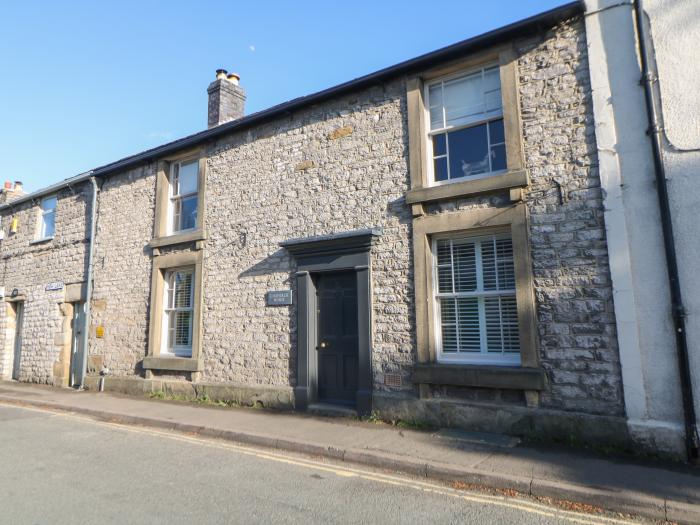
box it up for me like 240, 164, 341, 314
266, 290, 293, 306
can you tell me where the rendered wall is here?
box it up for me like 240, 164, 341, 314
584, 0, 699, 455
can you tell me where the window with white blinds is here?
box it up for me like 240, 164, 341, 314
163, 268, 194, 357
433, 232, 521, 365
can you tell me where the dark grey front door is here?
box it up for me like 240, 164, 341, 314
316, 272, 359, 405
12, 302, 24, 380
70, 302, 86, 387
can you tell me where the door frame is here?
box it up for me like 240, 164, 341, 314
70, 302, 86, 387
11, 300, 25, 381
282, 228, 381, 416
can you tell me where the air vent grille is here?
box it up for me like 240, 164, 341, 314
384, 373, 402, 388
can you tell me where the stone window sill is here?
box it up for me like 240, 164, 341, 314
142, 356, 203, 372
412, 363, 546, 391
29, 236, 54, 246
148, 229, 206, 249
406, 169, 528, 205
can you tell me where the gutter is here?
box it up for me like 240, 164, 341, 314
0, 172, 94, 211
0, 2, 581, 211
77, 176, 99, 388
633, 0, 699, 461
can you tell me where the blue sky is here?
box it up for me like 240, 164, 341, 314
0, 0, 565, 192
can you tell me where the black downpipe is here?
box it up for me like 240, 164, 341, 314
633, 0, 699, 461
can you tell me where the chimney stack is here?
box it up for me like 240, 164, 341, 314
0, 181, 26, 204
207, 68, 246, 128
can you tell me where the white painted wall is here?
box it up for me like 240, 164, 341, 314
643, 0, 700, 438
583, 0, 695, 455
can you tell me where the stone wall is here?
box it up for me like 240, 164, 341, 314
0, 15, 624, 422
518, 18, 623, 416
0, 185, 91, 383
201, 82, 413, 386
90, 165, 157, 375
0, 303, 13, 378
402, 17, 623, 417
208, 78, 246, 128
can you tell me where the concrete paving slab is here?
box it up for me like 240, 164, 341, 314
433, 428, 521, 448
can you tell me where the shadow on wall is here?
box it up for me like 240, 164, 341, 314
232, 192, 413, 392
238, 248, 292, 279
236, 247, 297, 388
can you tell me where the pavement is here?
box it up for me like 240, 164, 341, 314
0, 380, 698, 524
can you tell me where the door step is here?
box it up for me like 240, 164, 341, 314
307, 403, 358, 418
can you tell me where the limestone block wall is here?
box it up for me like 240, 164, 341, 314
202, 82, 413, 386
0, 185, 91, 383
88, 81, 415, 393
0, 304, 13, 379
90, 165, 157, 375
517, 18, 623, 416
406, 16, 622, 417
1, 15, 624, 421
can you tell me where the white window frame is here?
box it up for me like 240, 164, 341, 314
161, 267, 195, 357
37, 195, 57, 240
431, 231, 521, 366
168, 158, 199, 234
425, 64, 506, 186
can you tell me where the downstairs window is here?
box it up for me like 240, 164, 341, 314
433, 231, 520, 365
162, 267, 195, 357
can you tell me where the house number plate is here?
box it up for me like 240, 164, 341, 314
266, 290, 292, 306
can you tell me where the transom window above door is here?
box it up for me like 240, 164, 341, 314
427, 65, 506, 183
169, 159, 199, 233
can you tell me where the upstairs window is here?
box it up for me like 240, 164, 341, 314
427, 65, 506, 183
38, 196, 57, 239
163, 268, 194, 357
433, 232, 520, 365
169, 159, 199, 233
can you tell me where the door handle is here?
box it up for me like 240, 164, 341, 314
318, 341, 329, 350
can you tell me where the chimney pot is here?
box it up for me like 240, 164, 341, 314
0, 181, 25, 204
207, 68, 246, 128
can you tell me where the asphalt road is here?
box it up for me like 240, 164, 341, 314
0, 404, 642, 525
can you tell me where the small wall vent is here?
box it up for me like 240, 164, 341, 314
384, 373, 402, 388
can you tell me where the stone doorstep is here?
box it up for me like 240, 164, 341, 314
307, 403, 358, 418
0, 391, 691, 524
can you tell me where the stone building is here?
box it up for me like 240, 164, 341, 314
0, 2, 695, 458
